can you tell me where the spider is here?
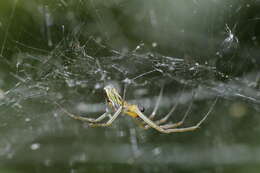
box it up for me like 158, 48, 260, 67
55, 85, 217, 133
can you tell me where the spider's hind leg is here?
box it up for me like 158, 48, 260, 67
55, 102, 109, 123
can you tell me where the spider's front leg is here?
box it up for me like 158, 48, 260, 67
143, 101, 192, 130
143, 103, 178, 129
138, 97, 218, 133
148, 86, 164, 120
138, 87, 165, 128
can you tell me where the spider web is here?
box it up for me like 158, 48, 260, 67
0, 0, 260, 172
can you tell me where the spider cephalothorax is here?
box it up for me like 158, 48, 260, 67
104, 85, 142, 118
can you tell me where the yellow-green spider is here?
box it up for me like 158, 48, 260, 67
55, 85, 217, 133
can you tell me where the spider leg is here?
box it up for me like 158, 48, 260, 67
136, 109, 171, 133
145, 100, 192, 129
143, 121, 180, 130
89, 106, 122, 127
136, 97, 217, 133
148, 86, 164, 120
55, 102, 108, 123
161, 97, 218, 132
143, 103, 178, 129
155, 102, 179, 124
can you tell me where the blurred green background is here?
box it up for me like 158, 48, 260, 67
0, 0, 260, 173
